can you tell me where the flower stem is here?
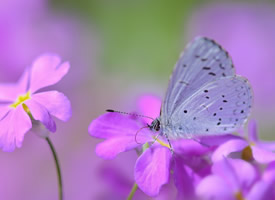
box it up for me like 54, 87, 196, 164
127, 143, 149, 200
46, 137, 63, 200
127, 183, 138, 200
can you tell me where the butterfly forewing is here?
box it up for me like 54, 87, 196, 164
162, 37, 235, 123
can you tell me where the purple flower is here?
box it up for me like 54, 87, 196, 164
0, 54, 71, 151
89, 95, 172, 196
212, 120, 275, 164
196, 158, 259, 200
89, 95, 234, 197
253, 161, 275, 199
89, 94, 275, 198
197, 157, 275, 200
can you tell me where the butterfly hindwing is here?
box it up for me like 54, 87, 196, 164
161, 76, 253, 138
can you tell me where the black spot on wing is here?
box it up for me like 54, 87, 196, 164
203, 67, 211, 70
209, 72, 216, 76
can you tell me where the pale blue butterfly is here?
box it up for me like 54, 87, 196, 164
108, 37, 253, 148
149, 37, 253, 146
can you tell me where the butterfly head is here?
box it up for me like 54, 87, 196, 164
149, 118, 160, 132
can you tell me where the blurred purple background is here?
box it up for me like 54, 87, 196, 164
0, 1, 274, 199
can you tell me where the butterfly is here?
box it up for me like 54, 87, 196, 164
148, 37, 253, 145
108, 37, 253, 148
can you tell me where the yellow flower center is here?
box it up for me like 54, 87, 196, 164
241, 145, 253, 161
10, 91, 31, 108
235, 191, 245, 200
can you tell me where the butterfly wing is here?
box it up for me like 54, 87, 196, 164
161, 76, 253, 138
161, 37, 235, 124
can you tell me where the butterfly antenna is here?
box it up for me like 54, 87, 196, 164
106, 109, 154, 121
135, 126, 149, 144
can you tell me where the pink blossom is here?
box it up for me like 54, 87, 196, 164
89, 95, 234, 197
0, 54, 71, 151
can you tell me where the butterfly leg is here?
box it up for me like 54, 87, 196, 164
164, 133, 174, 154
151, 132, 174, 154
151, 133, 161, 145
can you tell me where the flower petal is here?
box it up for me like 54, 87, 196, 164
212, 158, 240, 192
251, 145, 275, 164
257, 141, 275, 152
25, 99, 56, 132
29, 54, 70, 93
264, 161, 275, 182
229, 159, 257, 190
212, 139, 248, 162
31, 91, 71, 121
0, 104, 11, 120
88, 112, 152, 140
137, 94, 161, 124
173, 156, 197, 200
212, 158, 257, 192
95, 136, 147, 159
246, 180, 274, 200
0, 106, 32, 151
200, 134, 242, 147
173, 139, 210, 156
134, 146, 171, 197
196, 175, 235, 200
247, 162, 275, 200
0, 68, 29, 102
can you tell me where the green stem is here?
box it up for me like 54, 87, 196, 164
127, 143, 150, 200
46, 137, 63, 200
127, 183, 138, 200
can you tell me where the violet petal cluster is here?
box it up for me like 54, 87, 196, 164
89, 94, 275, 199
